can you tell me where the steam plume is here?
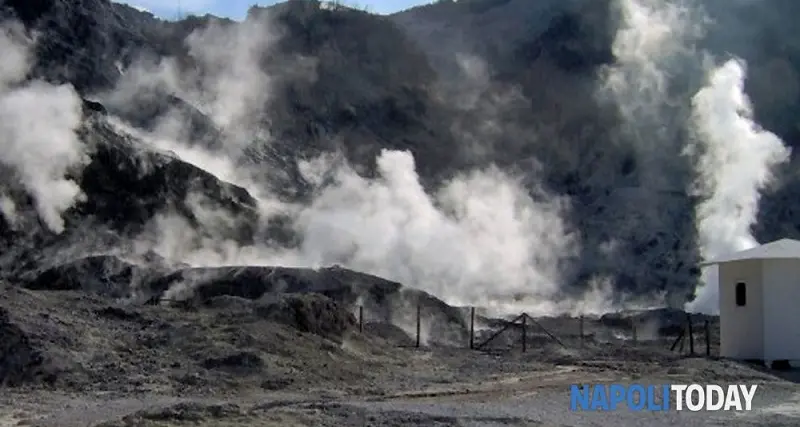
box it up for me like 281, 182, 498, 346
0, 24, 86, 233
292, 150, 578, 309
100, 12, 600, 316
685, 59, 790, 314
183, 17, 280, 154
599, 0, 703, 164
594, 0, 706, 303
603, 0, 790, 313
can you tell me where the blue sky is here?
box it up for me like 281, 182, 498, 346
116, 0, 433, 19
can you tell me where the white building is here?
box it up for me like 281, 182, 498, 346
701, 238, 800, 366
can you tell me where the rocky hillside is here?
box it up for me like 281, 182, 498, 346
0, 0, 799, 311
391, 0, 800, 295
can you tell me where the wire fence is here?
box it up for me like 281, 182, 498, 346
155, 294, 716, 358
354, 303, 718, 358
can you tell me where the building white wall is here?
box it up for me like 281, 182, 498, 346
719, 260, 764, 359
761, 258, 800, 362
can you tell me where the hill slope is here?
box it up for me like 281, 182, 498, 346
0, 0, 799, 312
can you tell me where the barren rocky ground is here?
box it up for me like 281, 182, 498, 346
1, 282, 798, 426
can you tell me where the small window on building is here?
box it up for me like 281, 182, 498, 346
735, 282, 746, 306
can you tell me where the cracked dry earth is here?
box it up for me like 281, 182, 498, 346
1, 285, 799, 426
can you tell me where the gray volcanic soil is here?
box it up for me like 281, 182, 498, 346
1, 1, 800, 425
1, 279, 799, 427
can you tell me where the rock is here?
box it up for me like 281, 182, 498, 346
254, 293, 356, 339
261, 376, 294, 390
75, 121, 259, 237
0, 307, 48, 386
81, 98, 107, 115
22, 255, 144, 297
144, 265, 400, 303
140, 265, 473, 345
203, 295, 255, 311
5, 0, 800, 307
113, 402, 243, 424
103, 91, 223, 149
771, 360, 792, 371
0, 116, 261, 277
95, 305, 150, 324
202, 351, 263, 372
362, 322, 415, 346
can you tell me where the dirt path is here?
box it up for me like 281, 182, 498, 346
346, 384, 800, 427
7, 365, 797, 427
366, 366, 594, 402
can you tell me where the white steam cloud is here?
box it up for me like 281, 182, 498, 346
11, 2, 760, 319
183, 18, 280, 153
0, 24, 86, 233
127, 136, 582, 315
603, 0, 790, 314
685, 59, 790, 314
596, 0, 705, 304
292, 150, 577, 309
601, 0, 702, 130
97, 11, 602, 316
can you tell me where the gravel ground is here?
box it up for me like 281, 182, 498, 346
2, 285, 799, 426
6, 364, 798, 426
9, 382, 798, 426
345, 383, 800, 427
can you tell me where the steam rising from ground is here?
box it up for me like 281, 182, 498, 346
599, 0, 702, 176
685, 59, 790, 313
99, 12, 602, 316
603, 0, 790, 314
124, 127, 583, 314
595, 0, 705, 299
183, 18, 280, 154
0, 24, 86, 233
293, 150, 577, 309
8, 2, 787, 318
602, 0, 702, 113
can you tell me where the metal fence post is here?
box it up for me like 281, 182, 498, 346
686, 313, 694, 355
521, 314, 527, 353
415, 303, 421, 348
469, 307, 475, 350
